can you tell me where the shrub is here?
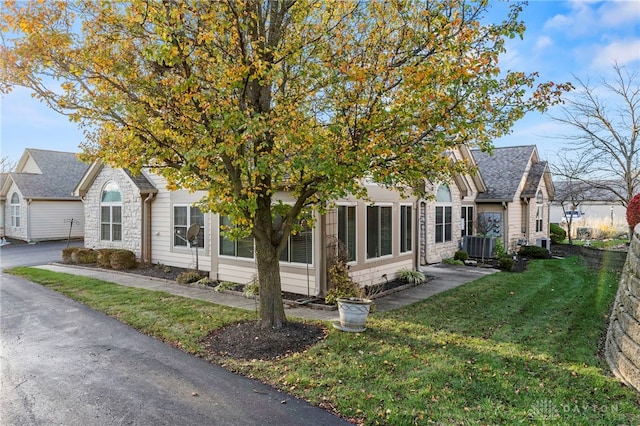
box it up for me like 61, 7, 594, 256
549, 223, 566, 244
627, 193, 640, 229
109, 249, 137, 270
177, 270, 204, 284
74, 248, 98, 264
214, 281, 238, 292
325, 263, 361, 305
519, 245, 550, 259
243, 279, 260, 298
442, 258, 464, 266
494, 239, 506, 258
454, 250, 469, 261
498, 256, 514, 271
96, 249, 118, 268
397, 267, 427, 284
62, 247, 80, 263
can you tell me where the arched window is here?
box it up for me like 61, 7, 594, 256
101, 181, 122, 241
10, 192, 20, 227
435, 184, 452, 243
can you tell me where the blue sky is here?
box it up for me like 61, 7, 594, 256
1, 0, 639, 164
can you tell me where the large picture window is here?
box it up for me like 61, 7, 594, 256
219, 216, 254, 258
367, 205, 392, 259
400, 205, 412, 253
337, 205, 356, 262
10, 192, 20, 227
435, 184, 452, 243
174, 205, 205, 247
101, 181, 122, 241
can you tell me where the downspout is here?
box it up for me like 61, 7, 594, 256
317, 211, 327, 298
26, 198, 32, 244
414, 199, 420, 270
502, 201, 509, 250
142, 193, 155, 264
522, 198, 530, 246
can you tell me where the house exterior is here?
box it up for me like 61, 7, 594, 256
471, 145, 555, 252
75, 162, 426, 296
551, 181, 627, 237
1, 149, 89, 242
75, 144, 553, 296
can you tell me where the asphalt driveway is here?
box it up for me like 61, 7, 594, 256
0, 243, 348, 425
0, 240, 82, 269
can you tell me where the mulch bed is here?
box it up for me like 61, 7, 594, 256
201, 321, 327, 361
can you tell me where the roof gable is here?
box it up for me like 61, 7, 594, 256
521, 161, 548, 199
2, 149, 90, 200
74, 159, 157, 197
471, 145, 536, 202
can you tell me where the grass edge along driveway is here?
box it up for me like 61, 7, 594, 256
8, 257, 640, 425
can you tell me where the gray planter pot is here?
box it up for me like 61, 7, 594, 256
333, 298, 373, 332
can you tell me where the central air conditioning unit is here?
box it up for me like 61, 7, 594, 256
463, 236, 497, 259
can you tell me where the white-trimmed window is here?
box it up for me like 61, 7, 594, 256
219, 216, 254, 258
367, 205, 392, 259
535, 191, 544, 232
337, 205, 356, 262
277, 216, 313, 264
461, 206, 474, 237
174, 205, 205, 248
10, 192, 20, 227
435, 184, 452, 243
101, 181, 122, 241
400, 204, 412, 253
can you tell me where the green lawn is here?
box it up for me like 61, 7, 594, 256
8, 257, 640, 425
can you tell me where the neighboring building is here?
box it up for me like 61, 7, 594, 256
1, 149, 89, 242
75, 144, 553, 296
551, 181, 627, 237
471, 145, 555, 251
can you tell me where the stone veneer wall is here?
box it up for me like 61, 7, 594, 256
84, 166, 143, 257
605, 225, 640, 393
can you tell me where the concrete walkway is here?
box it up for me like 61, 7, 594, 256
34, 263, 499, 321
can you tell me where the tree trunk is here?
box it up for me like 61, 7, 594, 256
254, 235, 287, 328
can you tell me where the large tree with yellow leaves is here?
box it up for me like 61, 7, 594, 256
1, 0, 568, 328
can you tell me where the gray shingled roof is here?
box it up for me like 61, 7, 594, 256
554, 180, 624, 203
521, 161, 547, 199
123, 169, 157, 193
9, 149, 90, 199
471, 146, 535, 202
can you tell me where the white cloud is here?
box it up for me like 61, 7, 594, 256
545, 0, 639, 36
598, 1, 640, 27
545, 1, 599, 36
590, 39, 640, 70
535, 36, 554, 51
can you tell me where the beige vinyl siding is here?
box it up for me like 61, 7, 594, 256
350, 258, 413, 287
505, 200, 523, 249
217, 262, 319, 296
29, 200, 84, 241
20, 155, 41, 174
147, 173, 212, 272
